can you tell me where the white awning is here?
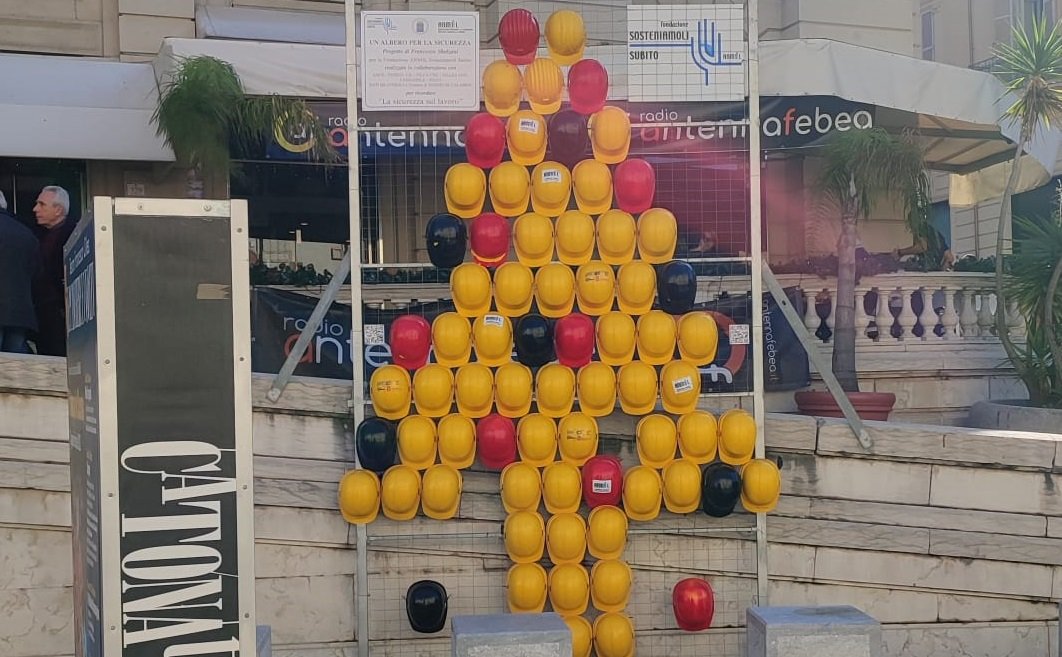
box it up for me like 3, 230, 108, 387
0, 52, 173, 161
196, 5, 344, 46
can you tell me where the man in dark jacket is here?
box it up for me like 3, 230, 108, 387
32, 186, 76, 356
0, 191, 40, 353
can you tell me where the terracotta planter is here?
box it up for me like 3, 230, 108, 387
794, 391, 897, 421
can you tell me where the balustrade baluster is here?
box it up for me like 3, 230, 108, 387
977, 290, 995, 337
941, 287, 960, 339
803, 288, 822, 340
896, 286, 918, 340
874, 287, 894, 342
959, 287, 979, 337
855, 287, 873, 342
918, 287, 938, 340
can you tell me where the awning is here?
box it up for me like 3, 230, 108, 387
0, 52, 173, 161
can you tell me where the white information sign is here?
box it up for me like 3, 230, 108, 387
627, 5, 747, 102
361, 12, 480, 111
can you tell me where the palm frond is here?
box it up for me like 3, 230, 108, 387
994, 15, 1062, 137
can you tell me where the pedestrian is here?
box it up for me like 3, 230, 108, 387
0, 191, 40, 353
32, 185, 77, 357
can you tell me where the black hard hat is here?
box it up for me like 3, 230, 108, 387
701, 462, 742, 518
355, 417, 397, 475
406, 579, 448, 633
657, 260, 697, 315
547, 109, 590, 169
514, 313, 556, 368
426, 213, 467, 269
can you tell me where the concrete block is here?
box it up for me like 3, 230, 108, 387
929, 465, 1062, 515
452, 613, 570, 657
765, 413, 817, 452
746, 605, 882, 657
782, 453, 932, 505
118, 14, 194, 54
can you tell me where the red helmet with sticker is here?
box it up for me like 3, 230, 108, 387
582, 455, 623, 508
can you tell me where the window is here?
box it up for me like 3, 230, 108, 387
995, 0, 1015, 45
921, 11, 935, 60
1022, 0, 1055, 30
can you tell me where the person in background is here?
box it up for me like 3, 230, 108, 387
0, 191, 40, 353
32, 186, 77, 356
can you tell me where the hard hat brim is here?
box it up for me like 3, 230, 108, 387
599, 247, 635, 266
485, 98, 520, 118
489, 191, 531, 218
636, 346, 675, 366
718, 450, 754, 467
496, 299, 534, 317
510, 142, 548, 167
741, 492, 778, 514
591, 143, 630, 166
435, 349, 472, 368
373, 404, 411, 421
574, 195, 612, 217
529, 98, 562, 115
531, 193, 572, 218
662, 398, 698, 415
617, 299, 653, 316
678, 346, 716, 367
547, 45, 585, 67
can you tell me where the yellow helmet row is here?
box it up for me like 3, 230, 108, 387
342, 463, 463, 523
507, 563, 593, 618
517, 413, 558, 466
392, 414, 479, 470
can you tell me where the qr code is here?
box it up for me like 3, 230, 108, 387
729, 324, 750, 345
364, 324, 386, 345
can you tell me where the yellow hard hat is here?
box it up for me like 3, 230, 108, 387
517, 414, 557, 466
719, 409, 756, 466
544, 10, 586, 66
616, 360, 658, 416
616, 260, 657, 315
397, 414, 438, 471
513, 212, 555, 268
493, 262, 535, 317
543, 461, 582, 514
454, 363, 495, 418
338, 469, 380, 524
534, 262, 576, 318
530, 161, 572, 217
576, 361, 617, 417
421, 463, 463, 520
501, 461, 543, 513
635, 414, 677, 469
412, 363, 455, 418
451, 262, 493, 318
381, 464, 421, 521
572, 159, 613, 216
586, 504, 628, 560
676, 410, 717, 464
504, 509, 546, 563
660, 360, 701, 415
589, 106, 631, 165
590, 559, 632, 612
483, 59, 523, 118
564, 615, 593, 657
536, 363, 576, 418
445, 162, 487, 219
437, 413, 477, 469
596, 209, 636, 266
636, 310, 677, 365
546, 512, 587, 565
662, 458, 702, 514
636, 208, 678, 264
507, 562, 548, 613
555, 210, 596, 266
575, 260, 616, 315
507, 110, 548, 166
595, 312, 636, 366
432, 312, 472, 367
677, 312, 719, 366
557, 412, 599, 466
622, 465, 662, 521
548, 563, 589, 617
524, 57, 565, 115
370, 364, 412, 420
495, 362, 534, 418
472, 314, 514, 367
489, 160, 531, 217
741, 458, 781, 513
593, 612, 635, 657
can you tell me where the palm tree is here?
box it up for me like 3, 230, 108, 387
813, 127, 930, 392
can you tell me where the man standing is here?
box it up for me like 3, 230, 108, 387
0, 191, 39, 353
32, 186, 77, 356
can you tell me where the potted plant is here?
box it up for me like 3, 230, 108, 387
794, 127, 931, 420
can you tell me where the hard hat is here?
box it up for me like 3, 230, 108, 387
572, 159, 613, 216
507, 562, 548, 613
575, 260, 616, 316
589, 106, 631, 165
482, 60, 523, 118
530, 161, 572, 217
557, 412, 599, 466
581, 455, 623, 508
506, 110, 548, 167
454, 363, 494, 418
338, 469, 380, 524
555, 210, 596, 265
616, 360, 658, 416
593, 613, 635, 657
636, 310, 677, 365
495, 361, 534, 418
421, 464, 462, 520
659, 360, 701, 415
513, 212, 555, 268
548, 563, 589, 616
517, 414, 557, 466
576, 361, 617, 417
445, 162, 487, 219
564, 615, 593, 657
493, 262, 535, 317
425, 213, 467, 269
544, 9, 586, 65
677, 312, 719, 366
546, 512, 587, 564
477, 413, 517, 470
595, 312, 636, 366
672, 578, 715, 631
701, 462, 742, 518
432, 312, 472, 367
535, 363, 576, 418
596, 210, 636, 266
412, 363, 455, 418
489, 162, 531, 218
635, 414, 677, 469
614, 159, 655, 214
590, 559, 632, 612
568, 59, 608, 115
397, 414, 438, 470
465, 112, 507, 169
501, 461, 543, 513
370, 364, 412, 420
586, 504, 627, 560
470, 212, 511, 267
355, 416, 397, 475
450, 262, 493, 317
472, 313, 514, 367
636, 208, 677, 264
381, 464, 421, 521
718, 409, 756, 465
657, 260, 697, 315
616, 260, 657, 315
524, 58, 564, 115
554, 313, 595, 368
504, 509, 546, 563
662, 458, 702, 514
676, 410, 718, 464
547, 110, 590, 169
741, 459, 781, 513
499, 9, 540, 65
542, 461, 582, 514
534, 262, 576, 318
622, 465, 662, 521
437, 413, 476, 469
406, 580, 448, 633
390, 314, 432, 371
514, 313, 556, 367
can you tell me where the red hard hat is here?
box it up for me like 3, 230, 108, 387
465, 113, 507, 169
567, 59, 608, 115
499, 9, 540, 65
582, 455, 623, 508
554, 313, 595, 368
470, 213, 510, 266
672, 578, 715, 631
477, 413, 517, 470
614, 159, 656, 214
390, 314, 432, 370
